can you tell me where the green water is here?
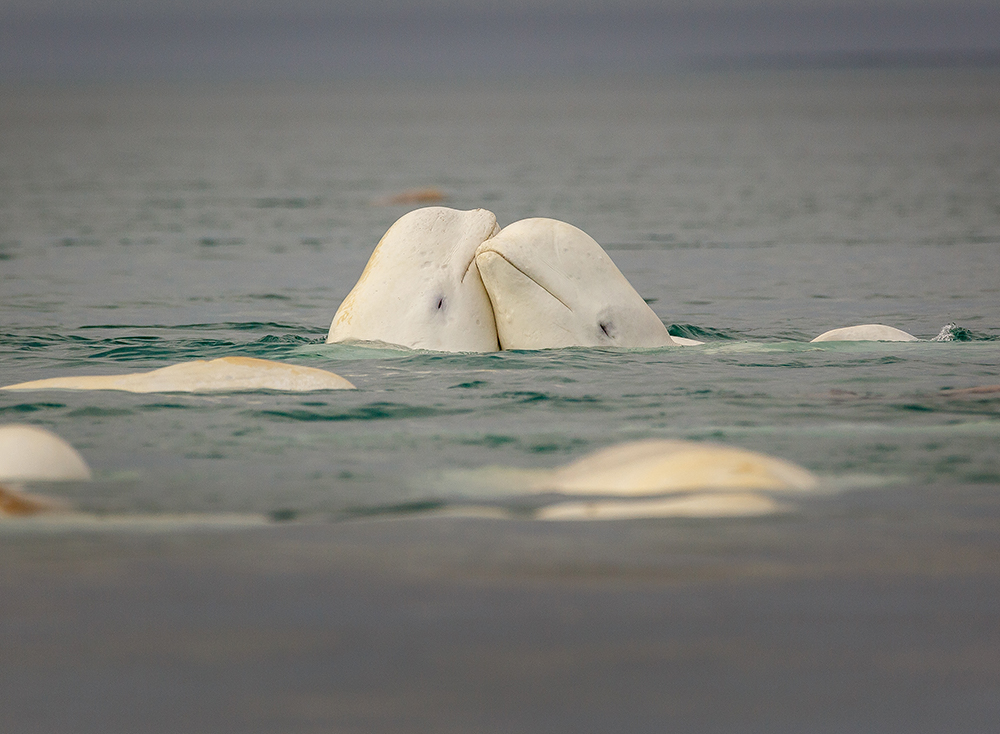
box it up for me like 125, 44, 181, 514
1, 69, 999, 519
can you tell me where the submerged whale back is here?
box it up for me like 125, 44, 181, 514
1, 357, 356, 393
0, 424, 92, 482
811, 324, 918, 342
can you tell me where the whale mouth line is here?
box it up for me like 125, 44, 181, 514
479, 248, 574, 314
460, 221, 500, 284
460, 254, 478, 284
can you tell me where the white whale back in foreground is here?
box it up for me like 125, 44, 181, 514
475, 218, 690, 350
0, 425, 89, 516
533, 439, 817, 520
327, 207, 501, 351
543, 439, 818, 495
0, 424, 92, 482
811, 324, 917, 342
1, 357, 356, 393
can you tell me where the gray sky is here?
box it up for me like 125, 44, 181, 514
0, 0, 991, 13
2, 0, 998, 81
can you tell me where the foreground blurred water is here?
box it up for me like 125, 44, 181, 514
1, 68, 998, 519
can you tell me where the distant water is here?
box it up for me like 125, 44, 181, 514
1, 68, 999, 519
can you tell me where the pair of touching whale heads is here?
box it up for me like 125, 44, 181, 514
328, 206, 918, 351
1, 205, 918, 396
2, 208, 688, 395
327, 206, 703, 352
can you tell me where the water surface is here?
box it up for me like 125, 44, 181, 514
2, 68, 998, 520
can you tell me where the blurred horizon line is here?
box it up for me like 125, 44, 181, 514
3, 4, 999, 83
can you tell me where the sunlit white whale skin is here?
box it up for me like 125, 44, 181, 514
0, 424, 91, 483
810, 324, 918, 342
543, 439, 817, 495
474, 218, 697, 349
327, 207, 501, 351
1, 357, 355, 393
533, 439, 817, 520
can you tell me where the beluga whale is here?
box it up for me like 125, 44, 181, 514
474, 218, 700, 349
327, 207, 501, 351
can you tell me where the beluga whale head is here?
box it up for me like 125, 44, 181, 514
327, 207, 501, 352
474, 218, 681, 350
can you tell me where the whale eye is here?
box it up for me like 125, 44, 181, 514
436, 296, 445, 310
599, 321, 614, 338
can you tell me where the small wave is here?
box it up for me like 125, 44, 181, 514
198, 236, 245, 247
667, 323, 740, 341
54, 236, 102, 247
248, 402, 471, 422
4, 323, 328, 364
89, 340, 234, 360
77, 321, 324, 335
254, 334, 318, 345
339, 500, 449, 520
244, 293, 293, 301
456, 433, 520, 447
449, 379, 490, 390
932, 323, 959, 341
0, 402, 67, 415
489, 391, 606, 410
305, 341, 425, 360
66, 407, 134, 418
252, 196, 323, 209
930, 322, 996, 341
